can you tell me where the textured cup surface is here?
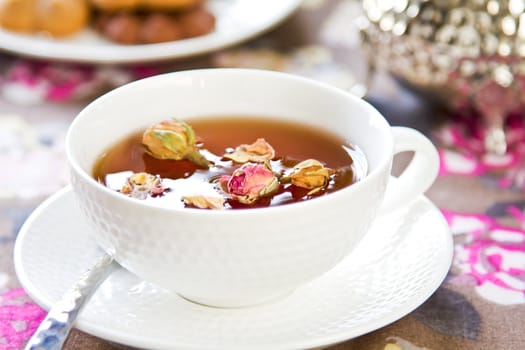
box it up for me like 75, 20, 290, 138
66, 69, 437, 307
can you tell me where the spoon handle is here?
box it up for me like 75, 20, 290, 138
24, 253, 116, 350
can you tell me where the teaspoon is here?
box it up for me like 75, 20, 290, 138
24, 253, 116, 350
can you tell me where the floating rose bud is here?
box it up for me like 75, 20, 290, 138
183, 195, 225, 210
120, 172, 167, 199
142, 118, 210, 168
224, 138, 275, 163
284, 159, 333, 195
222, 162, 279, 204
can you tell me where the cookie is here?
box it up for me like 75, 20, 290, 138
0, 0, 37, 32
0, 0, 89, 37
95, 5, 214, 44
36, 0, 89, 36
91, 0, 200, 11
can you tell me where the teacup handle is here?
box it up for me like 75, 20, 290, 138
379, 126, 440, 214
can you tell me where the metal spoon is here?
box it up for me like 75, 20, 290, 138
24, 253, 117, 350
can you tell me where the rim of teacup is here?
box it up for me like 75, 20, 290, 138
66, 68, 393, 215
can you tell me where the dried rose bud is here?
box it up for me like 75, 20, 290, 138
221, 162, 279, 204
284, 159, 333, 195
120, 172, 167, 199
183, 195, 225, 210
223, 138, 275, 163
142, 118, 210, 168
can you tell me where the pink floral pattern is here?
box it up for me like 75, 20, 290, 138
432, 111, 525, 305
436, 113, 525, 190
0, 288, 46, 350
0, 59, 159, 105
444, 208, 525, 305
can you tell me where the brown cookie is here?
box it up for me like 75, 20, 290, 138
139, 13, 183, 43
177, 5, 214, 38
36, 0, 90, 37
0, 0, 89, 37
91, 0, 200, 11
94, 4, 214, 44
0, 0, 37, 32
97, 12, 141, 44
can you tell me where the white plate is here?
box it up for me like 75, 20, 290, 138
0, 0, 302, 64
14, 187, 452, 350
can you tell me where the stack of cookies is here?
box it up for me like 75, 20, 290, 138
92, 0, 215, 44
0, 0, 215, 44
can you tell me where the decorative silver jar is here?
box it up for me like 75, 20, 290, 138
360, 0, 525, 154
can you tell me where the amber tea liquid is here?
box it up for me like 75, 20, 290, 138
93, 117, 367, 209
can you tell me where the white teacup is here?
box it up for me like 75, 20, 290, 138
66, 69, 439, 307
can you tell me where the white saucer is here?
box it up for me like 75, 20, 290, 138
14, 187, 452, 350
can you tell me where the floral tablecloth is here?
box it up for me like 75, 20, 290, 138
1, 1, 524, 349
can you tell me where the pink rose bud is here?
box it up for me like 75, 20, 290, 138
223, 138, 275, 163
142, 118, 210, 168
222, 162, 279, 204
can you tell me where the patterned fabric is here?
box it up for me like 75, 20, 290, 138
0, 289, 46, 350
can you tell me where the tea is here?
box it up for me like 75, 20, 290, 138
93, 117, 367, 209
